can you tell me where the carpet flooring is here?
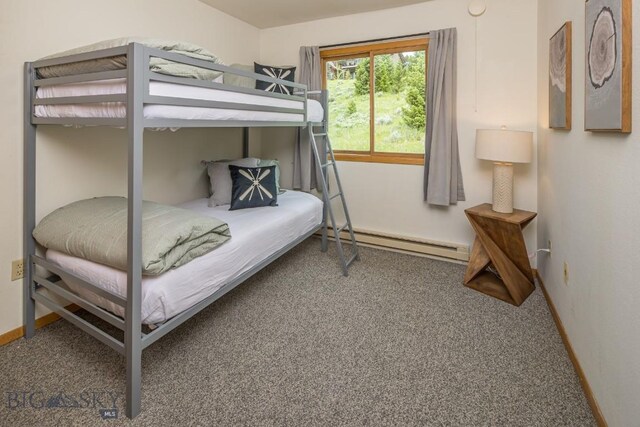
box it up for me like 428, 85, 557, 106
0, 239, 595, 426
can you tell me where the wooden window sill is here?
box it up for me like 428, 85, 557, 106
333, 153, 424, 166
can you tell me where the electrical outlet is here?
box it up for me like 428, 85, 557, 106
563, 261, 569, 285
11, 259, 24, 281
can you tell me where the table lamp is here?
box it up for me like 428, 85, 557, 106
475, 127, 532, 214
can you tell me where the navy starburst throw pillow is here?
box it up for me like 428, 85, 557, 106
229, 165, 278, 211
254, 62, 296, 94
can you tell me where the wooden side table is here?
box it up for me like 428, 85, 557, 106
464, 204, 537, 306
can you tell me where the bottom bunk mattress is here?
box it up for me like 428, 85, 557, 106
45, 190, 323, 325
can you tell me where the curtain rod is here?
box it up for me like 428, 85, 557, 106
319, 32, 430, 50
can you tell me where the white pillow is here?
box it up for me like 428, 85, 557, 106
205, 158, 259, 207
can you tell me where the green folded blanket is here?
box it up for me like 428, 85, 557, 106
33, 197, 231, 275
37, 37, 223, 80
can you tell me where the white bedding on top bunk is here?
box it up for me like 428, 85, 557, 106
45, 191, 323, 325
35, 78, 325, 123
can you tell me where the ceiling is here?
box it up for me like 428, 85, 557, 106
199, 0, 432, 29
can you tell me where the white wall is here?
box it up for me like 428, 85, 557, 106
537, 1, 640, 425
259, 0, 539, 250
0, 0, 261, 335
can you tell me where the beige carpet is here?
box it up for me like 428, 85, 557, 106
0, 239, 595, 426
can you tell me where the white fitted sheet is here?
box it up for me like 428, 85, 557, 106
35, 78, 324, 123
45, 191, 323, 325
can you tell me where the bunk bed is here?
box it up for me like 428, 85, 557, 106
23, 41, 338, 419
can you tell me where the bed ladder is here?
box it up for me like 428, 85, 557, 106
308, 125, 360, 276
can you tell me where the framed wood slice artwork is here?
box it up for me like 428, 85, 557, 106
550, 22, 572, 130
585, 0, 632, 133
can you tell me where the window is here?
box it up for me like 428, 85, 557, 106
321, 39, 428, 165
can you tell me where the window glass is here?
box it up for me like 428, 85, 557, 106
322, 39, 428, 164
373, 51, 425, 154
325, 57, 370, 152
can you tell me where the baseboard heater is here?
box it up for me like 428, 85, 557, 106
317, 227, 470, 263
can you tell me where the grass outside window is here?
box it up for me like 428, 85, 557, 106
321, 39, 428, 165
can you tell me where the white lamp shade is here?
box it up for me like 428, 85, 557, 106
475, 129, 533, 163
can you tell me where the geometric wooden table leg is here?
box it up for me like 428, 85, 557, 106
464, 236, 491, 283
463, 204, 537, 306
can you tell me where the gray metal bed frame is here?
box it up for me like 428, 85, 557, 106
23, 42, 330, 419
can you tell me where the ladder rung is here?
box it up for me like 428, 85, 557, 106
346, 253, 358, 267
329, 192, 342, 201
314, 132, 327, 137
336, 223, 349, 234
321, 161, 334, 168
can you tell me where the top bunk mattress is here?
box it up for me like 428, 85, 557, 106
35, 78, 325, 123
45, 190, 323, 325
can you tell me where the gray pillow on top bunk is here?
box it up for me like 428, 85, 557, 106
223, 64, 255, 88
203, 158, 259, 207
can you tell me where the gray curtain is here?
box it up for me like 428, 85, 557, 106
293, 46, 323, 191
424, 28, 465, 205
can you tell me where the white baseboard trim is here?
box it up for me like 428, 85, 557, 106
318, 227, 469, 264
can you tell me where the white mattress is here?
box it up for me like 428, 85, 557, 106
45, 191, 323, 325
35, 78, 324, 123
